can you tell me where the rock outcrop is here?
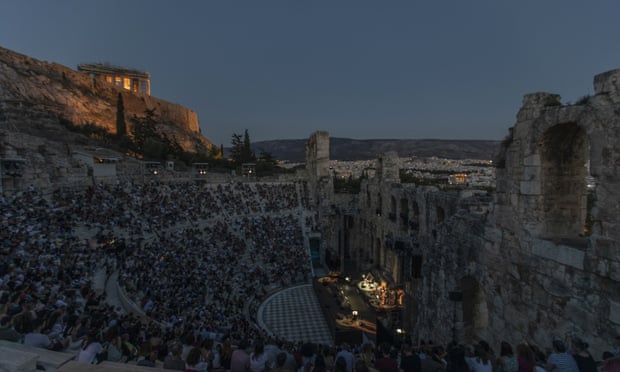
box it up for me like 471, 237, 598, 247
0, 46, 211, 154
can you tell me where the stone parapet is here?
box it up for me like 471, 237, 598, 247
0, 346, 38, 372
516, 92, 561, 122
0, 340, 75, 371
594, 68, 620, 103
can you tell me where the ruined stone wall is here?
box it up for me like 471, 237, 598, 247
351, 175, 489, 342
309, 69, 620, 357
0, 46, 210, 154
0, 128, 89, 191
305, 132, 337, 267
305, 132, 330, 182
490, 69, 620, 355
305, 132, 332, 224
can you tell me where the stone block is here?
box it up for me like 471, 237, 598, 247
522, 154, 541, 167
564, 299, 594, 333
520, 180, 542, 195
609, 300, 620, 325
557, 105, 581, 124
593, 237, 617, 260
521, 166, 540, 181
0, 340, 75, 370
609, 261, 620, 282
0, 346, 39, 372
513, 121, 533, 139
58, 360, 168, 371
594, 69, 620, 103
531, 240, 584, 270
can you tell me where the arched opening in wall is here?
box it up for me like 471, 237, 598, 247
375, 238, 381, 267
411, 255, 422, 279
343, 215, 352, 262
390, 196, 397, 221
540, 123, 590, 241
400, 198, 409, 230
460, 276, 488, 341
382, 239, 388, 268
368, 232, 374, 265
411, 201, 420, 230
437, 206, 445, 224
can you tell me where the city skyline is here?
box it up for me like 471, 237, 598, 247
2, 1, 620, 147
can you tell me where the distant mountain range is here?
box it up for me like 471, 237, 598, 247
246, 138, 501, 162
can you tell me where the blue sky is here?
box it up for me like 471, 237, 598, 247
2, 1, 619, 146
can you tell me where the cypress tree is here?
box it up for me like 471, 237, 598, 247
116, 93, 126, 137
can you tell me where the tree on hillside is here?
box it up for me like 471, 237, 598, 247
207, 145, 222, 159
230, 133, 243, 164
129, 108, 158, 156
242, 129, 254, 162
255, 148, 278, 174
230, 129, 255, 165
116, 93, 126, 137
258, 149, 276, 164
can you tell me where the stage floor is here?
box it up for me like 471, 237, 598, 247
257, 284, 334, 345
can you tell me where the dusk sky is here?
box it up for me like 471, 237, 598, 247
2, 1, 620, 146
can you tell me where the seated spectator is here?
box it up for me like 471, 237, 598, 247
164, 343, 186, 370
0, 315, 21, 342
23, 318, 51, 349
77, 331, 104, 364
545, 339, 578, 372
137, 350, 159, 367
250, 340, 272, 372
497, 341, 518, 372
335, 343, 355, 372
570, 338, 596, 372
375, 343, 398, 372
186, 347, 208, 372
335, 356, 348, 372
516, 343, 535, 372
121, 332, 140, 362
465, 343, 492, 372
230, 339, 251, 372
400, 343, 422, 372
599, 351, 620, 372
445, 343, 468, 372
271, 352, 293, 372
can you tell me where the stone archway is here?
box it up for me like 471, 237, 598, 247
437, 206, 445, 223
460, 276, 488, 341
375, 238, 381, 267
539, 123, 589, 240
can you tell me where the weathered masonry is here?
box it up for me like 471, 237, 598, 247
307, 68, 620, 357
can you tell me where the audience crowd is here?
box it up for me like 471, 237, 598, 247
0, 180, 618, 371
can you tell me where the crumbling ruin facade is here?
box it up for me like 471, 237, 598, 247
308, 68, 620, 356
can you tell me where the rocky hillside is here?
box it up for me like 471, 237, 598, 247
252, 138, 501, 162
0, 46, 212, 154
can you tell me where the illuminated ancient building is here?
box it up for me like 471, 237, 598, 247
77, 63, 151, 95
